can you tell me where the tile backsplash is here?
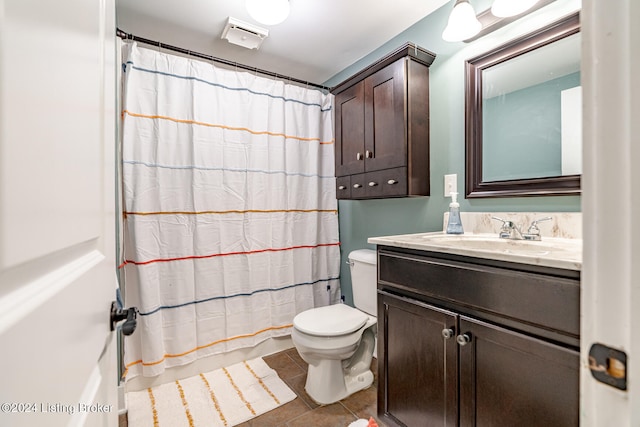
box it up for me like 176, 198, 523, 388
443, 212, 582, 239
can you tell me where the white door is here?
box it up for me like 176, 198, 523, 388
582, 0, 640, 425
0, 1, 118, 427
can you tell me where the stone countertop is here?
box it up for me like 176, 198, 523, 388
368, 231, 582, 271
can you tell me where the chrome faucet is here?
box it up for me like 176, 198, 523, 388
491, 216, 552, 241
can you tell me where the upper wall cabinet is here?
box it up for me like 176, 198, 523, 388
332, 43, 436, 200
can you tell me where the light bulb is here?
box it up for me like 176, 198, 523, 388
491, 0, 539, 18
442, 0, 482, 42
246, 0, 290, 26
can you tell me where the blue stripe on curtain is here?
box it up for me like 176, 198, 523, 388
122, 159, 335, 179
121, 43, 340, 378
138, 277, 340, 316
123, 60, 333, 111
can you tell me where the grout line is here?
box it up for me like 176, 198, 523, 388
284, 373, 315, 410
339, 401, 362, 421
284, 350, 308, 371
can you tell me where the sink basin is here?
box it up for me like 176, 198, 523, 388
421, 234, 579, 256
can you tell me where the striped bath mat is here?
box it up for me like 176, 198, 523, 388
126, 357, 297, 427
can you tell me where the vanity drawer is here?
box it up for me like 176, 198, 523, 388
336, 176, 351, 199
349, 174, 367, 198
378, 250, 580, 339
364, 168, 407, 198
349, 168, 408, 198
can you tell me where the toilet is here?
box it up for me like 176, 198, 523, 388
291, 249, 377, 404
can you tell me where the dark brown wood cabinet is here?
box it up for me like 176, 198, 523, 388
458, 316, 579, 427
378, 293, 458, 427
332, 43, 435, 199
377, 247, 580, 427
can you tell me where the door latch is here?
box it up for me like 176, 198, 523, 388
110, 301, 138, 336
588, 343, 627, 391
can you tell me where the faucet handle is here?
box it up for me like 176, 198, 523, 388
523, 216, 552, 240
491, 216, 509, 226
491, 216, 513, 238
528, 216, 552, 233
491, 216, 515, 229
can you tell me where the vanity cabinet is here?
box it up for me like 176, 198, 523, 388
379, 293, 458, 427
457, 316, 579, 426
377, 247, 580, 427
332, 43, 435, 199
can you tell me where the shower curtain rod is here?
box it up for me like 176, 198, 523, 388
116, 29, 330, 91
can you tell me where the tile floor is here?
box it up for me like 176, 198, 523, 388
241, 347, 387, 427
120, 347, 386, 427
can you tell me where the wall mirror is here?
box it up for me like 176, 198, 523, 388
465, 12, 581, 198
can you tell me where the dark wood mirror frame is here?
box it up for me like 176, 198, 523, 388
465, 12, 581, 198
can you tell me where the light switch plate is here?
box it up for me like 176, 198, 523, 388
444, 174, 457, 197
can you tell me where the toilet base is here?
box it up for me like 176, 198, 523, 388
303, 326, 376, 405
304, 359, 374, 405
345, 368, 374, 397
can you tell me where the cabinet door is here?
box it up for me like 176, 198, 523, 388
364, 59, 406, 172
335, 81, 365, 176
458, 316, 579, 427
378, 292, 458, 427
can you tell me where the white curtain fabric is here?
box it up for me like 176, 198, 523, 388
120, 43, 340, 379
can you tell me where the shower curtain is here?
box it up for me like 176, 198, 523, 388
120, 43, 340, 379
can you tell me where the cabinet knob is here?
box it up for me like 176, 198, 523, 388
356, 152, 363, 161
353, 183, 363, 189
456, 334, 471, 346
442, 328, 455, 339
387, 179, 398, 185
338, 185, 347, 190
368, 181, 378, 187
365, 150, 374, 159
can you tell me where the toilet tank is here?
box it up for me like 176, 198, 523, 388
348, 249, 377, 316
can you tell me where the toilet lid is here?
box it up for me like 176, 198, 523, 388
293, 304, 369, 336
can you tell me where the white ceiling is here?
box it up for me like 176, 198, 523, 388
115, 0, 451, 85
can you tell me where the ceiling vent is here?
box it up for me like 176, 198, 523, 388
221, 17, 269, 50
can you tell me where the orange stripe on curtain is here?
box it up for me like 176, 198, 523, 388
122, 110, 335, 144
124, 324, 293, 374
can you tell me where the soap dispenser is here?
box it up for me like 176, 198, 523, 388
446, 192, 464, 234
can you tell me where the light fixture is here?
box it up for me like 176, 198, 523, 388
442, 0, 553, 42
245, 0, 290, 26
491, 0, 540, 17
442, 0, 482, 42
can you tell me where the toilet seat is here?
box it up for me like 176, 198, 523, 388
293, 304, 368, 336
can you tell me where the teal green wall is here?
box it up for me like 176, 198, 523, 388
484, 72, 581, 181
326, 0, 582, 305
